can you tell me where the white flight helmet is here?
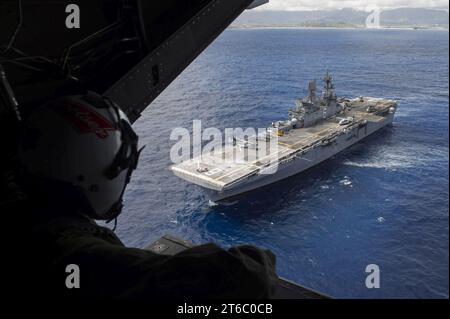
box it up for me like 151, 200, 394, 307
18, 92, 142, 221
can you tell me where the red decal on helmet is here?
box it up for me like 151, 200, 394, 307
53, 102, 117, 138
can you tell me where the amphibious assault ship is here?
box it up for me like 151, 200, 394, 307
171, 72, 398, 201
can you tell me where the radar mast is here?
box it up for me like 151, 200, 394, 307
323, 70, 336, 105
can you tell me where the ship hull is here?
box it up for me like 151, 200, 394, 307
205, 112, 395, 202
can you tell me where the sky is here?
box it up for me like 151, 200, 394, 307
255, 0, 450, 11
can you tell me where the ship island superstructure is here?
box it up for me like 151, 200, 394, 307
171, 72, 398, 201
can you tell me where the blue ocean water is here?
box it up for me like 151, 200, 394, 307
118, 28, 449, 298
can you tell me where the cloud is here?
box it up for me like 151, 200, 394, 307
255, 0, 450, 11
